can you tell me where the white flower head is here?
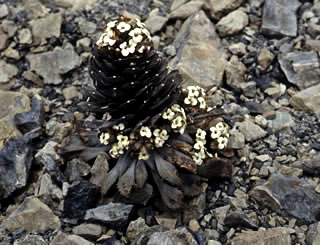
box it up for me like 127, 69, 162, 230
99, 132, 110, 145
198, 97, 207, 109
184, 97, 191, 105
107, 20, 117, 28
192, 152, 203, 165
194, 141, 204, 150
138, 150, 150, 160
140, 126, 152, 138
210, 127, 221, 139
171, 116, 183, 129
117, 135, 129, 148
218, 137, 228, 149
196, 128, 206, 140
159, 129, 168, 140
162, 108, 175, 120
117, 22, 131, 32
216, 122, 225, 131
187, 86, 200, 97
129, 28, 143, 43
155, 137, 165, 148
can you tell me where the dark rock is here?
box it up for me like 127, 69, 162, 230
198, 158, 233, 178
37, 154, 64, 185
183, 193, 206, 224
261, 0, 301, 37
243, 101, 267, 115
250, 173, 320, 225
15, 95, 44, 133
64, 180, 101, 219
194, 231, 206, 245
0, 135, 33, 199
224, 211, 258, 230
65, 158, 91, 182
84, 203, 135, 231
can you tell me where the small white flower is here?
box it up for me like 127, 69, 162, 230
190, 97, 197, 106
162, 108, 175, 120
140, 126, 152, 138
121, 49, 130, 56
196, 129, 206, 140
135, 18, 145, 28
210, 127, 221, 139
138, 150, 150, 160
155, 137, 165, 147
117, 135, 129, 148
198, 97, 206, 109
107, 20, 117, 28
142, 28, 151, 39
217, 137, 228, 149
117, 22, 131, 32
99, 132, 110, 145
187, 86, 200, 97
194, 141, 204, 150
118, 123, 125, 131
159, 129, 168, 139
153, 129, 160, 137
184, 97, 191, 105
171, 104, 183, 113
216, 122, 225, 131
171, 116, 182, 129
192, 152, 203, 165
138, 46, 145, 53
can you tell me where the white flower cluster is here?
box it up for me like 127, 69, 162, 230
109, 134, 130, 158
153, 128, 169, 148
210, 122, 229, 150
99, 132, 110, 145
192, 129, 208, 165
162, 104, 187, 134
183, 86, 211, 111
96, 18, 152, 57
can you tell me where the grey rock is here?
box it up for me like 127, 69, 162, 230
261, 0, 301, 37
51, 231, 93, 245
306, 222, 320, 245
231, 227, 292, 245
37, 154, 64, 185
3, 47, 20, 60
305, 39, 320, 51
65, 158, 91, 182
76, 37, 91, 52
170, 11, 226, 87
250, 173, 320, 225
14, 95, 44, 133
72, 0, 97, 10
84, 203, 135, 231
14, 234, 48, 245
23, 0, 49, 19
224, 211, 258, 230
0, 60, 18, 84
213, 205, 230, 224
236, 118, 267, 142
145, 10, 168, 34
132, 226, 170, 245
90, 152, 109, 187
279, 51, 320, 90
35, 141, 61, 165
293, 155, 320, 177
228, 129, 245, 149
18, 28, 32, 45
268, 111, 295, 133
77, 19, 96, 35
0, 196, 61, 232
208, 0, 244, 20
308, 23, 320, 37
241, 81, 256, 98
0, 30, 8, 51
289, 84, 320, 113
0, 4, 8, 18
257, 47, 275, 70
163, 45, 176, 57
22, 71, 44, 87
27, 43, 81, 84
228, 42, 246, 56
225, 55, 247, 89
183, 193, 206, 224
126, 217, 149, 241
147, 227, 198, 245
170, 0, 187, 11
73, 223, 103, 239
62, 86, 80, 101
29, 13, 62, 44
169, 1, 204, 19
216, 10, 249, 36
2, 20, 17, 37
0, 135, 33, 199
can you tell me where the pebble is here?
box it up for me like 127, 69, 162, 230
169, 1, 204, 19
216, 10, 249, 36
18, 28, 33, 45
145, 9, 168, 34
257, 47, 274, 70
208, 0, 244, 20
236, 118, 267, 142
126, 217, 149, 241
73, 223, 104, 239
0, 4, 9, 18
51, 231, 93, 245
0, 60, 18, 84
290, 84, 320, 113
189, 219, 201, 232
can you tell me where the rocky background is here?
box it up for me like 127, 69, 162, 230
0, 0, 320, 244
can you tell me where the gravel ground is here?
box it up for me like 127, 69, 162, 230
0, 0, 320, 244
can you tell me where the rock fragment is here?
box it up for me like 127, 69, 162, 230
289, 84, 320, 113
208, 0, 244, 20
216, 10, 249, 36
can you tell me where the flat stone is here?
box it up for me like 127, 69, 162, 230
170, 11, 226, 87
216, 10, 249, 37
289, 84, 320, 113
170, 0, 187, 11
0, 32, 8, 51
268, 111, 295, 133
27, 43, 81, 84
22, 71, 44, 87
23, 0, 49, 19
214, 205, 230, 224
76, 37, 91, 52
261, 0, 301, 37
169, 1, 204, 19
62, 86, 80, 101
307, 222, 320, 245
73, 223, 103, 239
250, 173, 320, 225
65, 158, 91, 182
77, 18, 96, 35
51, 231, 93, 245
228, 129, 245, 149
145, 10, 168, 34
236, 118, 267, 142
225, 55, 247, 89
90, 152, 109, 188
208, 0, 244, 20
293, 155, 320, 177
279, 51, 320, 90
147, 227, 198, 245
29, 13, 62, 44
84, 203, 135, 231
3, 47, 20, 60
232, 227, 292, 245
2, 20, 17, 37
0, 196, 61, 232
0, 4, 9, 18
228, 42, 246, 56
224, 211, 258, 230
18, 28, 32, 45
305, 39, 320, 51
72, 0, 98, 10
0, 60, 18, 84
